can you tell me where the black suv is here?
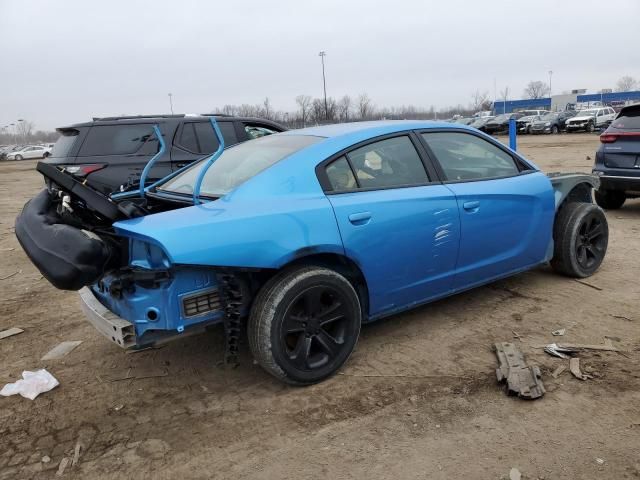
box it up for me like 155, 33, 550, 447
592, 104, 640, 209
45, 114, 286, 195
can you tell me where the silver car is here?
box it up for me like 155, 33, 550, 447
6, 145, 51, 160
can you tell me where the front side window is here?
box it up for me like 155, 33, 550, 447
422, 132, 521, 182
245, 124, 279, 139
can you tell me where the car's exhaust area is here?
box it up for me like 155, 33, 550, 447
15, 189, 121, 290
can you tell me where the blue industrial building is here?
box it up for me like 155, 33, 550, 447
493, 90, 640, 113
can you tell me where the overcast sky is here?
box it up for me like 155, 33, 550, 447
1, 0, 639, 130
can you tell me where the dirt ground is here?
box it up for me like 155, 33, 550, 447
1, 133, 639, 480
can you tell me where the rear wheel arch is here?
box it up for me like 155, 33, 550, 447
276, 252, 370, 320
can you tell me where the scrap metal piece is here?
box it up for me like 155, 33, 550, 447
0, 327, 24, 340
42, 341, 83, 361
544, 343, 578, 359
569, 358, 592, 381
551, 328, 566, 336
551, 365, 567, 378
494, 342, 545, 400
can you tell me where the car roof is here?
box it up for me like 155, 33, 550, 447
619, 103, 640, 116
280, 120, 466, 139
59, 115, 285, 129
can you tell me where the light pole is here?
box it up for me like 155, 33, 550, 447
9, 123, 16, 144
168, 93, 174, 114
548, 70, 553, 97
17, 119, 25, 144
318, 51, 328, 121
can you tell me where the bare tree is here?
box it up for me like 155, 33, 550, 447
338, 95, 352, 122
311, 98, 325, 123
16, 120, 34, 142
295, 95, 312, 126
523, 80, 550, 99
470, 90, 490, 112
616, 76, 638, 92
262, 97, 273, 119
357, 93, 373, 120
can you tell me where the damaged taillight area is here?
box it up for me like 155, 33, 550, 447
63, 163, 107, 177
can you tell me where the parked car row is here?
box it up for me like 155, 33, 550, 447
0, 144, 52, 161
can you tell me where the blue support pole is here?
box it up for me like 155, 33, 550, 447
192, 117, 225, 205
508, 117, 517, 151
138, 125, 166, 198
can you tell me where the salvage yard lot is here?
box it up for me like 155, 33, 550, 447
1, 133, 639, 479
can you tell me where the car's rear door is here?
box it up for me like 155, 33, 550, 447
320, 133, 460, 318
419, 130, 555, 290
170, 120, 238, 170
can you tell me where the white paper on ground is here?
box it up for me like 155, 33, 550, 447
0, 369, 59, 400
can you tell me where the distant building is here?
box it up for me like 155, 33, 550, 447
493, 90, 640, 113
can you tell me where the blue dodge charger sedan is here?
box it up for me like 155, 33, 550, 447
16, 121, 608, 385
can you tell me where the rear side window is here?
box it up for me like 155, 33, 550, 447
325, 135, 429, 191
326, 156, 356, 190
79, 125, 154, 156
423, 132, 521, 182
612, 114, 640, 129
178, 121, 238, 154
50, 129, 79, 158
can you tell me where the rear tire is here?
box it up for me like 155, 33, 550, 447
594, 189, 626, 210
551, 202, 608, 278
248, 266, 361, 385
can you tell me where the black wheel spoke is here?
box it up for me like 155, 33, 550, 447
317, 301, 346, 326
577, 245, 587, 265
587, 224, 603, 241
586, 245, 600, 260
315, 329, 341, 357
289, 334, 312, 369
302, 288, 324, 316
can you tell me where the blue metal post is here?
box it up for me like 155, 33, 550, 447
508, 118, 517, 151
138, 125, 166, 198
192, 117, 225, 205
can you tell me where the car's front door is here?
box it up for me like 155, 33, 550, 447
420, 130, 555, 290
320, 134, 460, 318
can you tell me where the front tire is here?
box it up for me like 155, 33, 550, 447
248, 266, 361, 385
586, 122, 595, 133
551, 125, 559, 134
551, 202, 608, 278
14, 154, 23, 161
595, 189, 626, 210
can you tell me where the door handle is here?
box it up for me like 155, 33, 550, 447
348, 212, 372, 225
176, 163, 188, 168
463, 201, 480, 211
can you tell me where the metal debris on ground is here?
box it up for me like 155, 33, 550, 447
570, 358, 592, 381
0, 270, 21, 280
494, 342, 545, 400
509, 467, 522, 480
551, 365, 567, 378
544, 343, 578, 359
555, 342, 620, 352
512, 331, 523, 342
574, 279, 603, 291
595, 458, 605, 465
552, 328, 566, 336
109, 366, 169, 382
42, 340, 83, 361
71, 442, 81, 466
42, 456, 51, 463
56, 457, 69, 477
0, 327, 24, 340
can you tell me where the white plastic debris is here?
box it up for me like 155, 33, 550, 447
0, 369, 59, 400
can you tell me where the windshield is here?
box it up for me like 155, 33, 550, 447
540, 113, 558, 121
577, 110, 597, 117
159, 134, 322, 196
492, 114, 509, 122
